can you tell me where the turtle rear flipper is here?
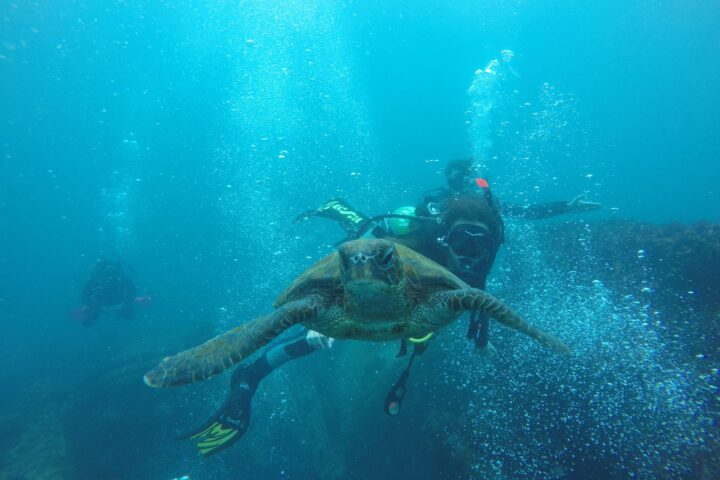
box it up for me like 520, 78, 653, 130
144, 296, 324, 388
435, 288, 572, 354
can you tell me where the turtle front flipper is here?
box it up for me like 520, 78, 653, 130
144, 295, 325, 388
433, 288, 571, 354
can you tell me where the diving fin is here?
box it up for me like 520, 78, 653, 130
180, 371, 257, 456
293, 198, 369, 237
189, 417, 244, 457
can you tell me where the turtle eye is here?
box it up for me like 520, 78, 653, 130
376, 246, 395, 270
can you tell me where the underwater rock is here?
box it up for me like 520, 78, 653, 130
538, 219, 720, 369
285, 368, 347, 480
0, 380, 76, 480
537, 220, 720, 317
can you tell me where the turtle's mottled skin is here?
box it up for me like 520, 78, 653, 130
144, 239, 570, 388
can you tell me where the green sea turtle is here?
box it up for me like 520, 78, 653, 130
144, 238, 570, 388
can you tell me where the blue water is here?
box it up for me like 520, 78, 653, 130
1, 1, 718, 479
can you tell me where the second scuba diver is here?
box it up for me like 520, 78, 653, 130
74, 256, 153, 326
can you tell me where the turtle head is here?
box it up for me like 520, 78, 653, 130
338, 239, 403, 306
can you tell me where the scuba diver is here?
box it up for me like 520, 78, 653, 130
74, 256, 149, 327
182, 159, 602, 456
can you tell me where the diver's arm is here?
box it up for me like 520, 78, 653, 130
501, 201, 569, 219
501, 195, 602, 220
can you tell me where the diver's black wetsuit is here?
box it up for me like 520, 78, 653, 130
416, 186, 576, 220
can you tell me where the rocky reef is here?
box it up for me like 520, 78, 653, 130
0, 379, 76, 480
536, 220, 720, 366
538, 220, 720, 314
